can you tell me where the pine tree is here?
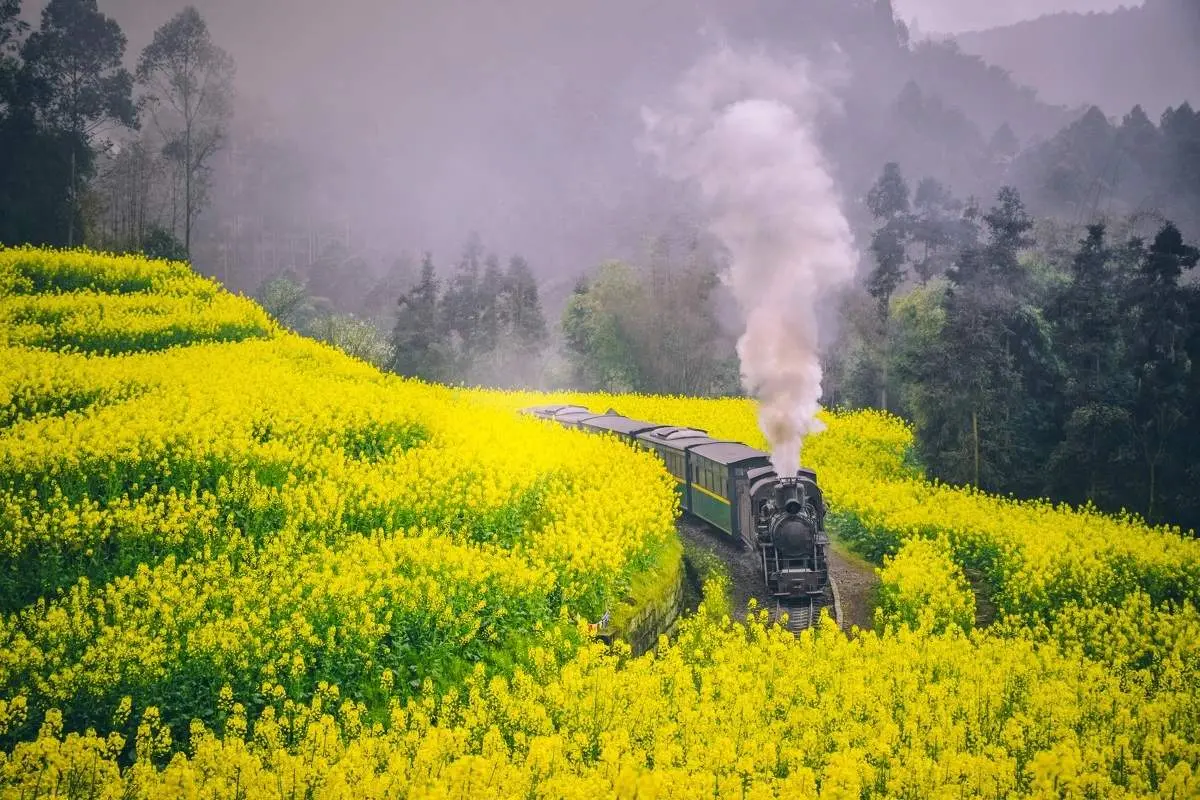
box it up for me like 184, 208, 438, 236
504, 255, 547, 352
1045, 224, 1134, 506
391, 252, 445, 380
912, 186, 1050, 492
1124, 222, 1198, 521
866, 162, 911, 412
440, 234, 484, 370
477, 253, 505, 356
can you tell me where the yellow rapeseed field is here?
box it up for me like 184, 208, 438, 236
1, 246, 1197, 798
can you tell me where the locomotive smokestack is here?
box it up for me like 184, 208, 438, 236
776, 478, 804, 515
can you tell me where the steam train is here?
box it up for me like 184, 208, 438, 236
520, 404, 839, 632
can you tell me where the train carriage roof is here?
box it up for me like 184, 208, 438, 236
520, 404, 588, 418
578, 413, 662, 436
553, 409, 607, 425
690, 441, 773, 467
636, 426, 714, 453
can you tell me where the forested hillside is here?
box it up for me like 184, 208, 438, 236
5, 0, 1200, 537
955, 0, 1200, 117
833, 163, 1200, 532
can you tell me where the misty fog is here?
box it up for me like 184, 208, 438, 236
895, 0, 1133, 33
17, 0, 1194, 311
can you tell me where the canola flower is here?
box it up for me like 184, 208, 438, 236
0, 247, 677, 747
874, 536, 976, 635
3, 247, 1199, 798
2, 592, 1197, 799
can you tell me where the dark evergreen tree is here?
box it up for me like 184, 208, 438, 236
1124, 222, 1198, 522
504, 255, 547, 352
477, 253, 505, 355
1045, 224, 1135, 507
910, 186, 1056, 492
1159, 103, 1200, 222
439, 234, 484, 367
391, 252, 446, 381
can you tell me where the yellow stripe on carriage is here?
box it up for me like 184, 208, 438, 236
692, 483, 731, 505
671, 475, 730, 506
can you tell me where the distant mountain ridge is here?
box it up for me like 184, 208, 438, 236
954, 0, 1199, 118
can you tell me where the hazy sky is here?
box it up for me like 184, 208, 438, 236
895, 0, 1139, 33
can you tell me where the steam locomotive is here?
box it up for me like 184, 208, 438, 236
520, 404, 839, 632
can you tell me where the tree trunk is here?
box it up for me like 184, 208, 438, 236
972, 408, 980, 488
184, 127, 192, 255
1148, 460, 1156, 522
880, 313, 889, 413
68, 147, 77, 248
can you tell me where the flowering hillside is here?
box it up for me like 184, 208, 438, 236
1, 248, 1197, 798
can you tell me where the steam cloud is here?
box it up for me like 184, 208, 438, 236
640, 45, 859, 477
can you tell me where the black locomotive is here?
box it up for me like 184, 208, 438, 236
520, 404, 838, 632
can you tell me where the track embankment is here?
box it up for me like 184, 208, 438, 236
677, 514, 880, 634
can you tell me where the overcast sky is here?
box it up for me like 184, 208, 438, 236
894, 0, 1140, 33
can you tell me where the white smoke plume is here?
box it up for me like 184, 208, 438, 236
639, 45, 859, 477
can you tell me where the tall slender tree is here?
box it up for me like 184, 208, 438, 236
391, 252, 446, 381
136, 6, 234, 255
18, 0, 135, 246
1124, 222, 1198, 521
866, 162, 911, 411
503, 255, 547, 352
1045, 224, 1133, 506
